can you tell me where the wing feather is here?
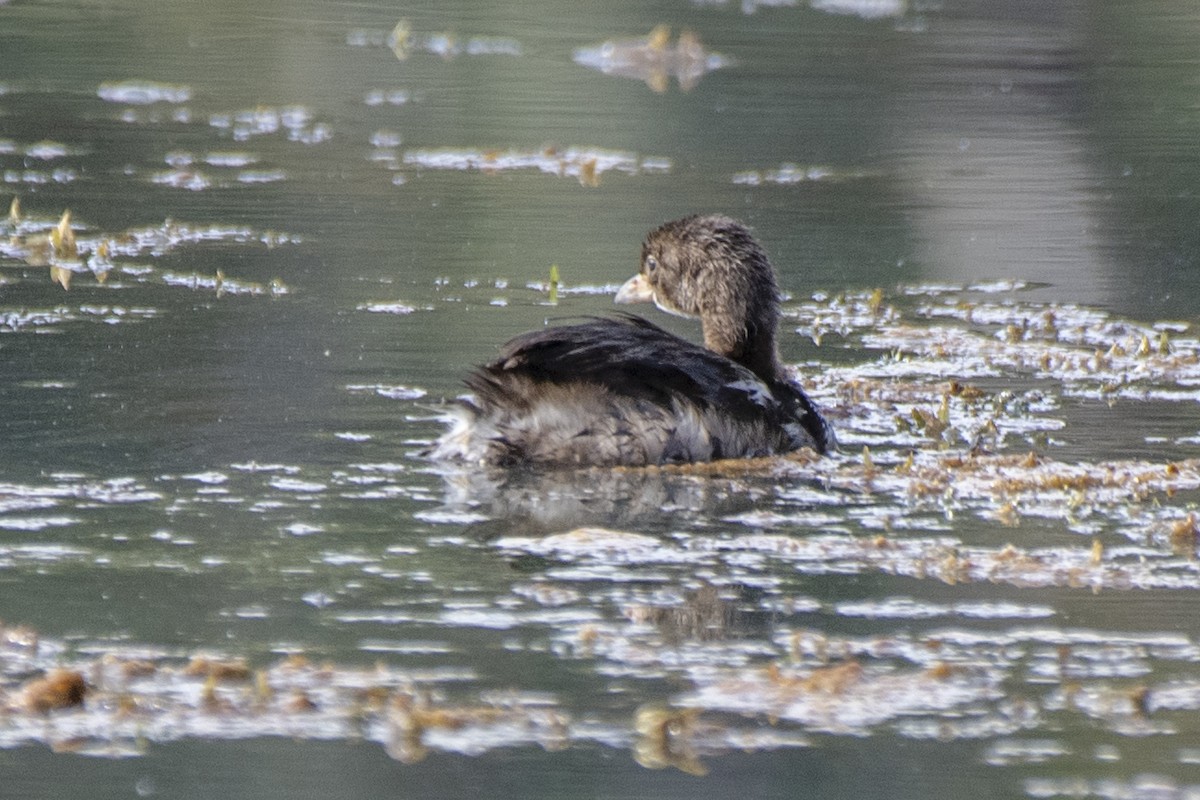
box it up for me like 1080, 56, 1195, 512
471, 316, 778, 423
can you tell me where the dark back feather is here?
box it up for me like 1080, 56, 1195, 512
471, 316, 774, 421
453, 315, 833, 464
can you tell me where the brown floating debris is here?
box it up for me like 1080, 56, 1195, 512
184, 656, 253, 682
401, 146, 668, 184
578, 157, 599, 188
633, 705, 707, 776
992, 501, 1020, 528
572, 26, 731, 92
861, 445, 876, 478
90, 239, 112, 282
1129, 686, 1152, 716
50, 264, 72, 290
21, 669, 88, 713
50, 209, 76, 259
386, 690, 568, 765
682, 658, 997, 734
867, 287, 885, 315
1169, 513, 1198, 556
349, 20, 520, 60
285, 690, 319, 713
0, 204, 297, 292
111, 657, 158, 680
389, 19, 411, 60
0, 611, 1193, 766
772, 660, 864, 695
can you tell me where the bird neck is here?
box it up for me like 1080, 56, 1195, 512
701, 312, 784, 383
741, 344, 785, 383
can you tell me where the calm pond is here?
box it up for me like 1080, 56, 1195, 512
3, 1, 1200, 798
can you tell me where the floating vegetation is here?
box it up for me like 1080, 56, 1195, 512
547, 264, 560, 305
354, 277, 625, 314
0, 139, 82, 160
19, 669, 88, 713
573, 26, 732, 92
0, 624, 580, 760
693, 0, 911, 18
233, 169, 287, 184
114, 105, 193, 127
369, 130, 402, 149
810, 0, 910, 20
200, 151, 260, 168
161, 270, 288, 297
345, 384, 428, 400
691, 0, 799, 12
3, 600, 1200, 771
363, 88, 414, 107
208, 105, 332, 144
731, 163, 881, 185
149, 166, 287, 190
401, 146, 670, 185
97, 80, 193, 105
1, 166, 80, 185
356, 301, 422, 315
525, 282, 620, 298
0, 201, 295, 297
484, 446, 1200, 588
346, 20, 522, 61
782, 287, 1200, 411
4, 263, 1200, 780
685, 660, 1000, 733
150, 169, 214, 191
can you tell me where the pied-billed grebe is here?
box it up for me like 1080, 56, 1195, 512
429, 214, 835, 466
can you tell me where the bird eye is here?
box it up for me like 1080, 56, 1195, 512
645, 255, 658, 274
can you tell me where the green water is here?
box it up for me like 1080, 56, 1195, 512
3, 1, 1200, 798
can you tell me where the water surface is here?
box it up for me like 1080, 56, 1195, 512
3, 1, 1200, 798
